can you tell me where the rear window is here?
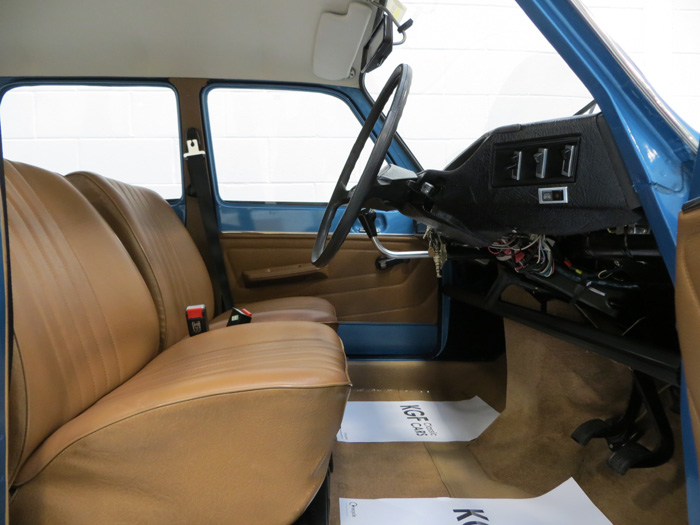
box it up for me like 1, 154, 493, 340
0, 85, 182, 199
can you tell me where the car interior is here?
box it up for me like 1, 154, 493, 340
0, 0, 697, 524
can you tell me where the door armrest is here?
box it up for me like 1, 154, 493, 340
242, 263, 328, 287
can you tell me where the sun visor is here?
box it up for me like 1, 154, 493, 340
313, 2, 374, 81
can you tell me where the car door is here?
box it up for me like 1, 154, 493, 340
204, 84, 440, 356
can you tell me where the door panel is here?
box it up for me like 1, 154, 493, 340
220, 232, 438, 324
675, 205, 700, 477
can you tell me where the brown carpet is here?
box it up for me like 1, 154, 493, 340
330, 361, 509, 523
330, 304, 687, 524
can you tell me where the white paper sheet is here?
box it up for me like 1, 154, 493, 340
337, 398, 499, 443
339, 478, 611, 525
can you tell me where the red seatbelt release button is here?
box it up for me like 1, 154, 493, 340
226, 307, 253, 327
186, 304, 209, 336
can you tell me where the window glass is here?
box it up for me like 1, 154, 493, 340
208, 88, 378, 203
364, 1, 593, 170
0, 85, 182, 199
579, 0, 700, 132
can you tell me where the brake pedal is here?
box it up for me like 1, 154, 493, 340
607, 442, 652, 475
571, 371, 673, 475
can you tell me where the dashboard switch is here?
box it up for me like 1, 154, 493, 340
492, 135, 578, 187
561, 144, 576, 177
534, 147, 548, 179
538, 186, 568, 204
507, 151, 523, 181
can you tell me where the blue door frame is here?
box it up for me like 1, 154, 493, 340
201, 82, 439, 358
516, 0, 698, 521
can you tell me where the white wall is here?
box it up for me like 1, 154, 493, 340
2, 1, 699, 200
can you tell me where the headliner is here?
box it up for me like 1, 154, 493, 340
0, 0, 377, 86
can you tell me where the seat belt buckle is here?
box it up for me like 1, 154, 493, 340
226, 307, 253, 327
186, 304, 209, 336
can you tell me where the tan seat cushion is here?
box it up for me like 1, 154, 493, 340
210, 296, 337, 329
67, 171, 338, 350
12, 321, 350, 524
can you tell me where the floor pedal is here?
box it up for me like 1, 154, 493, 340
607, 442, 652, 475
571, 371, 673, 475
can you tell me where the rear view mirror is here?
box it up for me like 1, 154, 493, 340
362, 16, 393, 73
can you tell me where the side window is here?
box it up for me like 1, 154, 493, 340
0, 85, 182, 199
207, 88, 379, 203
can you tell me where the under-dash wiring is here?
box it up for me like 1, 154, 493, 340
487, 234, 555, 277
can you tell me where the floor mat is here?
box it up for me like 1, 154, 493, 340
337, 398, 499, 443
338, 478, 611, 525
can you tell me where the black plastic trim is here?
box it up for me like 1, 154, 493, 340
444, 285, 680, 386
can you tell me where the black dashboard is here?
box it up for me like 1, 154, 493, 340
399, 114, 643, 247
366, 113, 679, 386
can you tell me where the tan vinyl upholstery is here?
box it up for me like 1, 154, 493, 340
220, 232, 439, 323
7, 159, 351, 523
675, 206, 700, 477
210, 296, 338, 328
66, 171, 337, 350
6, 161, 161, 482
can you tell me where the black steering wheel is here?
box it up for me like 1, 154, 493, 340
311, 64, 412, 268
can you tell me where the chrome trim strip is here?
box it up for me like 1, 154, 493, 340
570, 0, 698, 154
371, 236, 430, 259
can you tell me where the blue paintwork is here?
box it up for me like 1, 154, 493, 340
218, 202, 414, 234
518, 1, 698, 520
691, 149, 700, 202
170, 200, 186, 223
517, 0, 696, 281
337, 323, 438, 357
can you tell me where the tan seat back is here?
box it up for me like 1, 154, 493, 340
676, 205, 700, 477
6, 160, 159, 483
67, 172, 214, 349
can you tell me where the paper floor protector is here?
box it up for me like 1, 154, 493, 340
337, 398, 499, 443
339, 478, 611, 525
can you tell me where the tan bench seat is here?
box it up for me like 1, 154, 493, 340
7, 160, 350, 523
67, 171, 337, 350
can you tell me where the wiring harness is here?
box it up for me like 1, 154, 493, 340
488, 234, 555, 277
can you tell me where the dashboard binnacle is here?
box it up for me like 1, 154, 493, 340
398, 114, 643, 247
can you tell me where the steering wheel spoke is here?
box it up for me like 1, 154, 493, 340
331, 184, 352, 206
312, 64, 412, 267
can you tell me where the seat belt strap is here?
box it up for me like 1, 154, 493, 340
184, 127, 234, 313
